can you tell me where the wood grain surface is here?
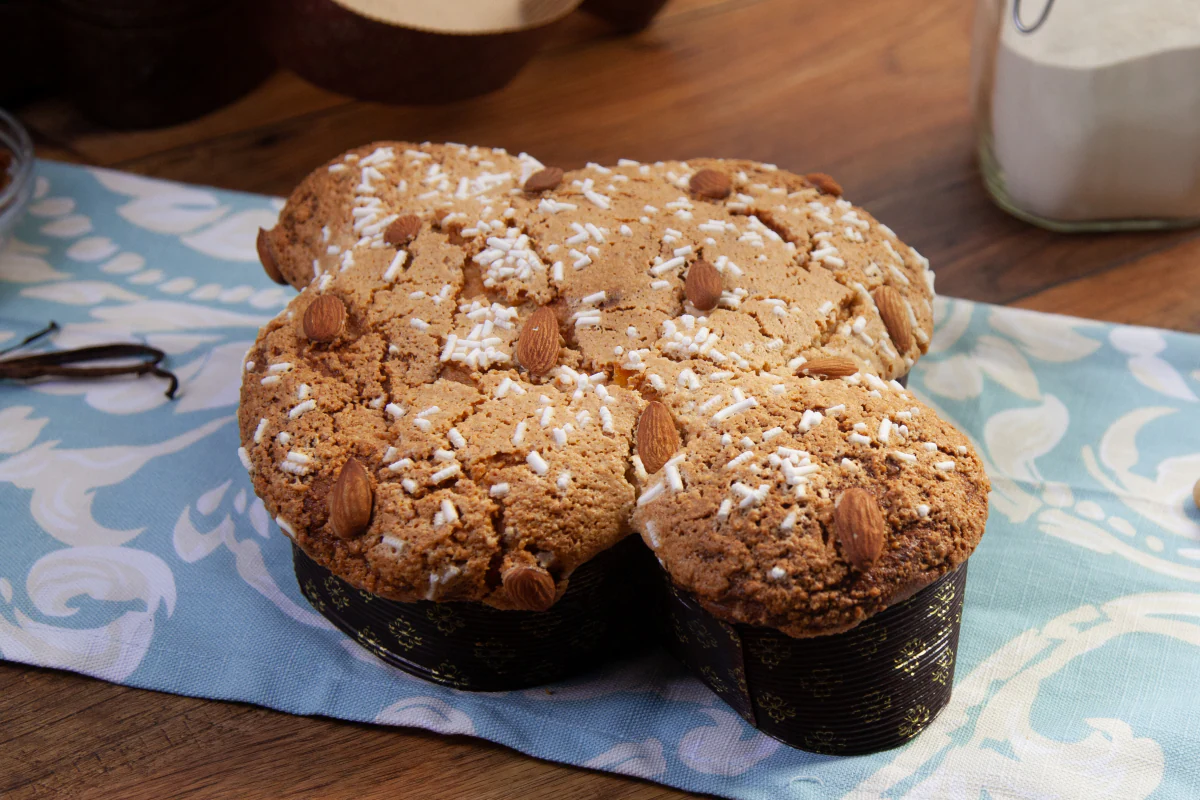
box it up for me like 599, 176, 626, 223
4, 0, 1198, 797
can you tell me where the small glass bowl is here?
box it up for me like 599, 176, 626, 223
0, 107, 34, 252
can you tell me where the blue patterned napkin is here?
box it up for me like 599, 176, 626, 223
2, 161, 1199, 799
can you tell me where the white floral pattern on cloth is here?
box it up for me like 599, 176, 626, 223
2, 162, 1199, 800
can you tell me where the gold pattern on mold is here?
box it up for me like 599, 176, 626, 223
802, 730, 846, 754
325, 576, 350, 610
430, 660, 471, 689
855, 621, 888, 657
358, 589, 377, 603
897, 704, 932, 739
425, 605, 466, 635
670, 616, 689, 645
356, 626, 388, 659
895, 636, 928, 676
749, 637, 786, 669
852, 690, 892, 724
931, 647, 955, 686
730, 666, 748, 696
756, 691, 797, 723
700, 666, 729, 695
929, 579, 957, 617
388, 618, 423, 651
801, 667, 843, 699
688, 619, 719, 649
303, 580, 326, 613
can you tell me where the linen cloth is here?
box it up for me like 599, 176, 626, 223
2, 161, 1198, 799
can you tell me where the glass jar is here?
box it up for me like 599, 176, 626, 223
970, 0, 1200, 231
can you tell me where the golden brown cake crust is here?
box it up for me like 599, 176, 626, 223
239, 142, 981, 622
629, 370, 990, 637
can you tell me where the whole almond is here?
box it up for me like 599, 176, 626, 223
873, 286, 913, 353
637, 401, 681, 475
330, 457, 373, 539
384, 214, 421, 247
834, 488, 885, 571
303, 294, 346, 342
256, 227, 287, 285
798, 356, 858, 379
689, 168, 732, 199
503, 566, 557, 611
806, 172, 843, 196
685, 259, 723, 311
523, 167, 564, 193
516, 306, 560, 375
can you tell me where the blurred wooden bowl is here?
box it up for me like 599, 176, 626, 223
264, 0, 582, 104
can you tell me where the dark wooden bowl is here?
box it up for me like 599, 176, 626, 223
264, 0, 566, 105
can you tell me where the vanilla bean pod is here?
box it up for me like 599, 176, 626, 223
0, 321, 58, 357
0, 325, 179, 399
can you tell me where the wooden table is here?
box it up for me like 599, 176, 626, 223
3, 0, 1197, 798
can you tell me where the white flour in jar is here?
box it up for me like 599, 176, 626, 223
990, 0, 1200, 222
